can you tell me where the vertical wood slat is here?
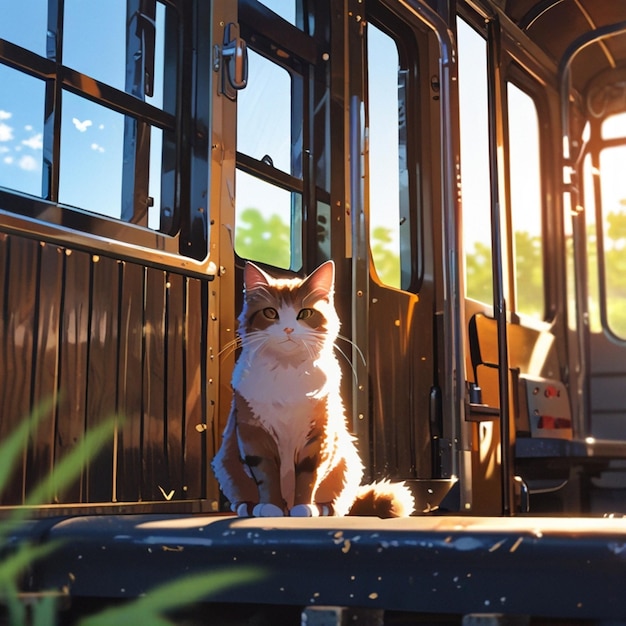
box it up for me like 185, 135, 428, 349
0, 235, 38, 505
116, 261, 145, 502
26, 242, 63, 497
183, 277, 206, 500
56, 248, 90, 504
142, 268, 167, 501
165, 272, 185, 501
85, 254, 120, 503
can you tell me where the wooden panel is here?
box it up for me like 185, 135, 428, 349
56, 249, 91, 503
85, 254, 120, 502
116, 262, 145, 502
26, 242, 63, 496
0, 235, 38, 505
0, 229, 214, 509
142, 267, 167, 501
165, 272, 185, 500
183, 277, 206, 499
368, 284, 433, 479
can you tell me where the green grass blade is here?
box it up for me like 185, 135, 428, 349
0, 542, 61, 587
22, 417, 118, 509
0, 398, 54, 499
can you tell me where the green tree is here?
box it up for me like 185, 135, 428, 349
235, 208, 291, 268
370, 225, 401, 287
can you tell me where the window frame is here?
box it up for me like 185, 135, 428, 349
0, 0, 213, 271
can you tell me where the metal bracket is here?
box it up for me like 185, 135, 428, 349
219, 22, 248, 100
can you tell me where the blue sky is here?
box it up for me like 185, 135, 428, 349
0, 0, 163, 227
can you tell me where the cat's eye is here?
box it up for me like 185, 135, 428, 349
297, 308, 315, 320
262, 307, 278, 320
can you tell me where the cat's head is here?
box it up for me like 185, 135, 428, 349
238, 260, 339, 364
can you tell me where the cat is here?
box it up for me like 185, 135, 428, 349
211, 260, 414, 518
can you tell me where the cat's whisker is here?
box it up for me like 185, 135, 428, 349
333, 343, 360, 383
337, 334, 367, 366
217, 337, 242, 358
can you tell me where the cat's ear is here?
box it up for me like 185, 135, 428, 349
303, 260, 335, 299
243, 262, 271, 291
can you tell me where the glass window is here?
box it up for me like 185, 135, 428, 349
599, 141, 626, 337
63, 0, 127, 93
0, 0, 48, 56
367, 23, 402, 289
59, 92, 124, 217
235, 47, 301, 270
507, 83, 544, 319
259, 0, 296, 27
0, 65, 45, 197
602, 112, 626, 140
0, 0, 183, 241
235, 171, 296, 269
237, 50, 292, 174
458, 20, 492, 305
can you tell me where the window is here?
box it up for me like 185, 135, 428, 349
234, 14, 306, 271
507, 83, 544, 319
597, 113, 626, 338
366, 11, 420, 292
458, 19, 492, 305
367, 23, 402, 288
0, 1, 205, 258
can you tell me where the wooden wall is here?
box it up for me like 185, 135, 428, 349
0, 232, 213, 510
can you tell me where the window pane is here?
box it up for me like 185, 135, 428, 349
508, 83, 543, 319
63, 0, 127, 92
234, 170, 296, 270
0, 65, 45, 197
63, 0, 167, 106
458, 20, 492, 304
368, 24, 401, 289
237, 49, 292, 174
0, 0, 47, 56
59, 92, 124, 218
599, 144, 626, 338
148, 126, 163, 230
259, 1, 296, 26
602, 113, 626, 140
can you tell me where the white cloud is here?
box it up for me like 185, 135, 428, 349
0, 146, 9, 154
3, 156, 14, 164
18, 155, 37, 171
0, 122, 14, 142
98, 124, 105, 130
22, 133, 43, 150
24, 124, 33, 131
72, 117, 92, 132
0, 110, 11, 121
91, 142, 105, 153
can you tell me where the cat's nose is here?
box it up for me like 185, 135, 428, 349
284, 327, 294, 335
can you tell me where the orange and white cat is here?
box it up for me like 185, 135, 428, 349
212, 260, 414, 518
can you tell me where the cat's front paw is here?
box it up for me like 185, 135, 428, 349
252, 503, 284, 517
290, 503, 334, 517
290, 504, 317, 517
233, 502, 285, 517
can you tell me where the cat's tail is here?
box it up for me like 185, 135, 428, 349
348, 479, 415, 518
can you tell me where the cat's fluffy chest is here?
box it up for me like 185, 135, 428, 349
233, 349, 330, 410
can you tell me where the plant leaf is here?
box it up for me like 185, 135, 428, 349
22, 417, 118, 511
0, 398, 54, 500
